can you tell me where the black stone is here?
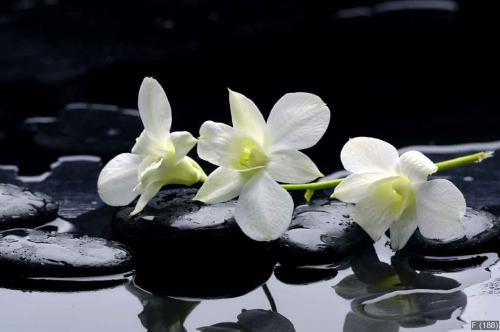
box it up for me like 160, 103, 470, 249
114, 188, 276, 299
275, 199, 372, 267
402, 208, 500, 256
0, 183, 58, 230
0, 229, 134, 279
24, 103, 142, 157
112, 188, 242, 246
133, 244, 276, 299
274, 265, 338, 285
0, 156, 110, 220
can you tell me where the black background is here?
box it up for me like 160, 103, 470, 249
1, 0, 499, 175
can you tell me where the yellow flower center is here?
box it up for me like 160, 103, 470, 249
372, 176, 415, 217
230, 136, 268, 170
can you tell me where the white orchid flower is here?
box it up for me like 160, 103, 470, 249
98, 77, 206, 215
332, 137, 466, 250
194, 89, 330, 241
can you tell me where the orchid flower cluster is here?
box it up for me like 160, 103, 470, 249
98, 77, 492, 250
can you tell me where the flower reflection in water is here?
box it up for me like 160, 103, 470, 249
334, 245, 497, 332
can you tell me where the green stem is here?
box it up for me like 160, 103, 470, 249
434, 151, 493, 172
282, 151, 494, 192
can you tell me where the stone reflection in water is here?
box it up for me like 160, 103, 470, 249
127, 283, 200, 332
198, 308, 296, 332
334, 245, 499, 332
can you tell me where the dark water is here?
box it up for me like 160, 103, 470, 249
0, 141, 499, 332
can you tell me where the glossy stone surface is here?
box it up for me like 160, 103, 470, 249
0, 229, 133, 278
0, 183, 58, 230
112, 188, 241, 247
402, 208, 500, 255
275, 200, 372, 266
113, 188, 275, 299
0, 156, 109, 221
24, 103, 142, 156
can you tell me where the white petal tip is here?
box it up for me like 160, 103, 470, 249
129, 209, 140, 217
141, 76, 157, 86
192, 194, 205, 203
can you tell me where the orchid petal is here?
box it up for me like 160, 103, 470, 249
138, 77, 172, 141
97, 153, 142, 206
267, 149, 323, 183
228, 89, 266, 144
267, 93, 330, 151
389, 207, 418, 250
332, 172, 390, 203
141, 156, 206, 188
170, 131, 198, 163
414, 179, 466, 240
130, 181, 163, 216
234, 172, 293, 241
398, 150, 437, 183
194, 167, 246, 204
340, 137, 399, 173
353, 176, 414, 241
197, 120, 234, 167
132, 130, 158, 156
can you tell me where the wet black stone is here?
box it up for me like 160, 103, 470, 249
0, 183, 58, 230
402, 208, 500, 256
0, 229, 134, 279
0, 156, 108, 220
133, 253, 275, 299
24, 103, 142, 157
112, 188, 242, 248
274, 265, 338, 285
114, 188, 276, 299
275, 199, 372, 267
